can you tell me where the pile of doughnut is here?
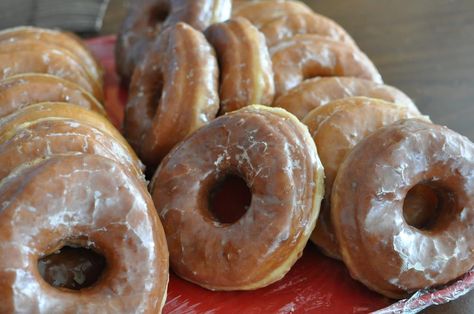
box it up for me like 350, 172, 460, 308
0, 27, 168, 312
0, 0, 472, 313
118, 0, 474, 302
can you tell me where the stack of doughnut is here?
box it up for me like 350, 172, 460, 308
118, 0, 474, 301
0, 27, 168, 312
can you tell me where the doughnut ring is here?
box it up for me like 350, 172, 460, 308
302, 97, 426, 259
116, 0, 231, 80
0, 102, 142, 176
0, 40, 103, 101
0, 26, 103, 87
151, 105, 324, 290
205, 17, 275, 114
0, 74, 106, 119
125, 23, 219, 168
270, 35, 383, 97
274, 77, 418, 120
332, 119, 474, 298
233, 0, 314, 28
0, 154, 168, 313
260, 12, 356, 47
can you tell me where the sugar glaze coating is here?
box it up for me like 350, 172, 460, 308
151, 105, 324, 290
0, 154, 169, 313
332, 119, 474, 298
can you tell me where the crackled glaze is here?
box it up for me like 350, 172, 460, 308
151, 105, 324, 290
0, 119, 144, 182
0, 154, 168, 313
0, 26, 103, 87
206, 17, 275, 114
0, 40, 103, 101
116, 0, 231, 80
302, 97, 426, 259
260, 12, 356, 48
125, 23, 219, 168
274, 77, 418, 120
331, 119, 474, 298
232, 1, 313, 28
0, 102, 143, 174
0, 74, 106, 118
270, 35, 383, 97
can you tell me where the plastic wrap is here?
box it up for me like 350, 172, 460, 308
86, 35, 474, 313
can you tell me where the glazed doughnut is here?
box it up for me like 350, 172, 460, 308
0, 40, 103, 101
151, 105, 324, 290
116, 0, 231, 80
302, 97, 426, 259
0, 74, 106, 119
205, 17, 275, 114
233, 1, 314, 28
0, 154, 168, 313
270, 35, 383, 97
260, 12, 356, 47
331, 119, 474, 298
0, 102, 142, 176
0, 118, 144, 181
0, 26, 103, 86
274, 77, 418, 119
125, 23, 219, 168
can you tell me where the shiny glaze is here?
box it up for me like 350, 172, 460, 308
331, 119, 474, 298
0, 102, 143, 174
302, 97, 425, 259
0, 40, 103, 101
0, 26, 103, 87
125, 23, 219, 168
0, 154, 169, 313
0, 74, 106, 118
274, 77, 418, 120
0, 118, 144, 182
270, 35, 383, 97
233, 0, 314, 28
116, 0, 231, 80
151, 105, 324, 290
260, 12, 356, 47
205, 17, 275, 114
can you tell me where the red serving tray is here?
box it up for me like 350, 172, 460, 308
86, 36, 474, 314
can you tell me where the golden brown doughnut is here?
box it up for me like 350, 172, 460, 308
274, 77, 418, 119
260, 12, 356, 47
0, 118, 144, 182
302, 97, 426, 259
270, 35, 383, 97
233, 0, 314, 28
0, 40, 103, 101
0, 154, 168, 313
332, 119, 474, 298
151, 105, 324, 290
116, 0, 231, 80
125, 23, 219, 168
205, 17, 275, 114
0, 26, 103, 87
0, 74, 106, 118
0, 102, 142, 175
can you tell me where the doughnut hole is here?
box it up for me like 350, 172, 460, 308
208, 174, 252, 224
149, 3, 170, 25
403, 182, 459, 231
38, 243, 106, 290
